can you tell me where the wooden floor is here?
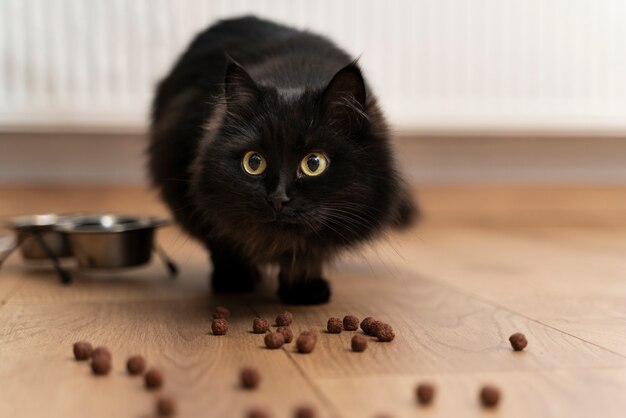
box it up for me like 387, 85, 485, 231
1, 187, 626, 418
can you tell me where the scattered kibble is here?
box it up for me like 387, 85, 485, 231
211, 318, 229, 335
376, 323, 395, 342
92, 346, 112, 361
73, 341, 93, 361
360, 317, 379, 336
276, 311, 293, 327
253, 317, 270, 334
351, 334, 368, 352
126, 355, 146, 375
296, 333, 317, 354
156, 396, 177, 417
276, 326, 294, 343
264, 332, 285, 349
240, 367, 261, 389
294, 405, 316, 418
145, 368, 164, 390
213, 306, 230, 319
343, 315, 360, 331
247, 408, 271, 418
327, 317, 343, 333
509, 332, 528, 351
300, 330, 318, 342
416, 383, 436, 405
480, 385, 501, 407
91, 355, 111, 375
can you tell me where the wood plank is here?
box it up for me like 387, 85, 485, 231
315, 368, 626, 418
0, 300, 333, 418
386, 226, 626, 357
248, 266, 626, 379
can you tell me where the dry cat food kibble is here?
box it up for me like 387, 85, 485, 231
156, 396, 177, 417
480, 385, 501, 407
213, 306, 230, 319
509, 332, 528, 351
240, 367, 261, 389
276, 310, 293, 326
73, 341, 93, 360
294, 405, 316, 418
211, 318, 229, 335
351, 334, 368, 352
360, 317, 379, 336
376, 323, 395, 342
145, 368, 164, 390
327, 317, 343, 333
126, 355, 146, 375
343, 315, 360, 331
247, 408, 271, 418
253, 317, 270, 334
91, 355, 111, 375
264, 332, 285, 349
276, 326, 294, 343
296, 333, 317, 354
92, 346, 112, 361
416, 383, 436, 405
300, 330, 318, 342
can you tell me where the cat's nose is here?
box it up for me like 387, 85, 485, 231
267, 192, 290, 212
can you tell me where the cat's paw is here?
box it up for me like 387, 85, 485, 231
211, 264, 260, 293
278, 278, 331, 305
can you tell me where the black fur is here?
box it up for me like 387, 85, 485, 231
148, 16, 416, 304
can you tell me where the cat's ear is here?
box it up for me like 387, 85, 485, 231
321, 63, 367, 126
224, 62, 259, 109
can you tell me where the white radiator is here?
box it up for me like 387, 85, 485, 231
1, 0, 626, 134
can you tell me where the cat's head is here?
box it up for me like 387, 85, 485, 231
191, 62, 400, 257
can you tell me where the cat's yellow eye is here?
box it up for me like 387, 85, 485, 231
242, 151, 267, 175
300, 152, 329, 177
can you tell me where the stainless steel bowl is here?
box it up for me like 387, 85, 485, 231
7, 214, 73, 259
55, 214, 169, 269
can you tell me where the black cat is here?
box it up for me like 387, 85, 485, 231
148, 16, 416, 304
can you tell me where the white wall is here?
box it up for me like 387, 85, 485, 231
1, 0, 626, 134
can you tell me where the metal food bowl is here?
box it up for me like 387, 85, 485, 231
55, 214, 170, 269
2, 213, 177, 283
8, 214, 73, 259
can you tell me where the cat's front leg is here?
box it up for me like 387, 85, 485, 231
277, 255, 330, 305
208, 242, 261, 293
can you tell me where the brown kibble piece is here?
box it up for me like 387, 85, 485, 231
296, 333, 317, 354
509, 332, 528, 351
351, 334, 368, 352
156, 396, 176, 416
92, 346, 112, 361
213, 306, 230, 319
327, 317, 343, 333
480, 385, 501, 407
276, 310, 293, 326
343, 315, 360, 331
416, 383, 436, 405
264, 332, 285, 349
126, 355, 146, 375
376, 323, 395, 342
240, 366, 261, 389
91, 355, 111, 375
73, 341, 93, 361
145, 368, 164, 390
211, 318, 229, 335
276, 326, 294, 343
360, 317, 379, 336
294, 405, 316, 418
300, 330, 318, 342
247, 408, 271, 418
253, 317, 270, 334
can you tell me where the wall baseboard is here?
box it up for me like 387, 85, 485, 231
1, 132, 626, 186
